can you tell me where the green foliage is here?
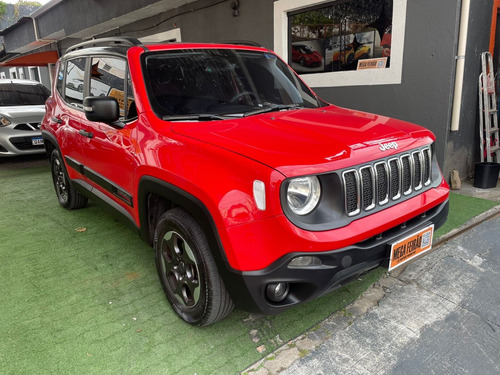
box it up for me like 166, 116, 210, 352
18, 1, 42, 6
0, 2, 6, 18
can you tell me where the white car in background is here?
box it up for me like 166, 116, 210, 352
0, 79, 49, 156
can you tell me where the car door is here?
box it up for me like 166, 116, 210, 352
78, 56, 138, 215
53, 57, 88, 181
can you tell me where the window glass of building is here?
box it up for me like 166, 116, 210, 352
289, 0, 393, 75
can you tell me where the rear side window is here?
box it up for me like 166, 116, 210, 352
64, 58, 86, 106
56, 61, 65, 96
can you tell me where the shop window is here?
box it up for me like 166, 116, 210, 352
274, 0, 406, 87
289, 1, 392, 74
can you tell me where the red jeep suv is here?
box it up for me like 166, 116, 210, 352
41, 38, 449, 326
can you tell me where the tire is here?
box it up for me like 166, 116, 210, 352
346, 53, 354, 66
154, 208, 234, 326
50, 149, 88, 209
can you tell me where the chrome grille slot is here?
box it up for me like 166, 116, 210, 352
422, 148, 432, 185
360, 166, 375, 211
342, 170, 360, 217
412, 151, 423, 191
401, 154, 412, 195
389, 158, 401, 200
341, 146, 432, 217
375, 162, 389, 205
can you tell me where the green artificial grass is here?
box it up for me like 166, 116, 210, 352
434, 192, 499, 239
0, 165, 497, 375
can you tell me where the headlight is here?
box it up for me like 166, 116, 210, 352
0, 115, 11, 127
286, 176, 321, 215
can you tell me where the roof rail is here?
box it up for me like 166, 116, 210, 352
66, 37, 143, 54
221, 40, 264, 47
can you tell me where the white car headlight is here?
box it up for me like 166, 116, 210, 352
0, 115, 11, 127
286, 176, 321, 215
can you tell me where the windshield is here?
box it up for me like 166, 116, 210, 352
143, 49, 322, 118
0, 83, 50, 106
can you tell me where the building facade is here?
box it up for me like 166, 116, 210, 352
0, 0, 497, 181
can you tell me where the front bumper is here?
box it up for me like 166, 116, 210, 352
0, 130, 45, 156
227, 198, 448, 314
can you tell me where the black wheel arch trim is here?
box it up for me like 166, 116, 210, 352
41, 130, 59, 158
137, 175, 260, 311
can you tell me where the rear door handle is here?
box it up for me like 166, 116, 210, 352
51, 116, 62, 124
79, 129, 94, 139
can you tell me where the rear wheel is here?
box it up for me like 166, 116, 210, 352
50, 149, 88, 209
154, 208, 234, 326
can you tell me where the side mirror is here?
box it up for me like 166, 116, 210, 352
83, 96, 121, 125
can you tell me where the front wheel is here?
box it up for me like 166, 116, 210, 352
50, 149, 88, 209
154, 208, 234, 326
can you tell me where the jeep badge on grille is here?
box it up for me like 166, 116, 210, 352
379, 142, 398, 151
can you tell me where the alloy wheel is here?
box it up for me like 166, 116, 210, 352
159, 230, 201, 308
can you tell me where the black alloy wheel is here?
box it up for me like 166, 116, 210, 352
154, 208, 234, 326
50, 149, 88, 209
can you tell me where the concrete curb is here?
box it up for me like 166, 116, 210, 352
241, 203, 500, 375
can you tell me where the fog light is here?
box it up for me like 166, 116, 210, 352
288, 256, 322, 268
266, 282, 289, 302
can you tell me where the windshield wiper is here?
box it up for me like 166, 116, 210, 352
243, 104, 302, 117
163, 114, 230, 121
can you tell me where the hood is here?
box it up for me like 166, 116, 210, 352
0, 105, 45, 120
171, 105, 435, 177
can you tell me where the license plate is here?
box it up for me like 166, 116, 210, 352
32, 137, 43, 146
388, 224, 434, 271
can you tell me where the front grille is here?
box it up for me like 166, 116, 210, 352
14, 122, 41, 131
342, 147, 432, 217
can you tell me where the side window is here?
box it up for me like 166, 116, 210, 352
56, 61, 65, 96
64, 58, 86, 106
90, 57, 134, 120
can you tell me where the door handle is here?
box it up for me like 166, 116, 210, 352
79, 129, 94, 139
51, 116, 62, 124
